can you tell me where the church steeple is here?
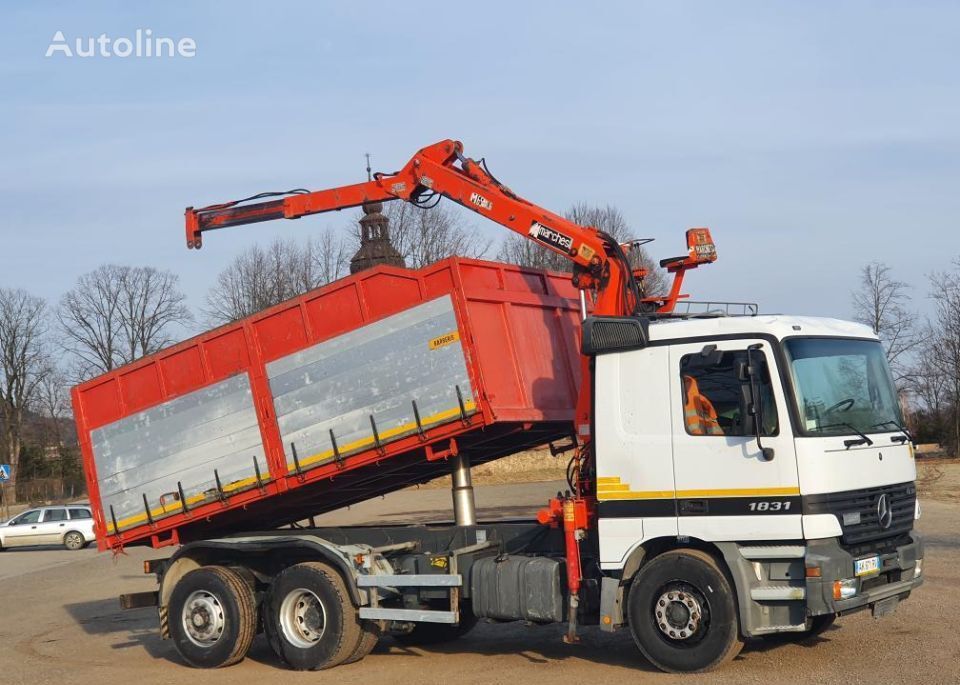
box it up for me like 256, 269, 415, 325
350, 154, 406, 274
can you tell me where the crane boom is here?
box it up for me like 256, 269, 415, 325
185, 139, 716, 317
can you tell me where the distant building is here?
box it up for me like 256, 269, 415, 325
350, 200, 406, 274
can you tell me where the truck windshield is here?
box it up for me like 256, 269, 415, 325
784, 338, 903, 437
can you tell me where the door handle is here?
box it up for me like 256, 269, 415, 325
30, 526, 37, 529
59, 523, 65, 527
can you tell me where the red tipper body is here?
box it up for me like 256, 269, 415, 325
72, 257, 583, 551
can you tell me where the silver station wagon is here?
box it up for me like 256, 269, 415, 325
0, 505, 96, 550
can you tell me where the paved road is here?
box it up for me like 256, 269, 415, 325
0, 481, 957, 685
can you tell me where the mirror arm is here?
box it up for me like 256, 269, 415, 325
747, 344, 775, 462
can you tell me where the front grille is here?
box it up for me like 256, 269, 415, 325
804, 482, 915, 548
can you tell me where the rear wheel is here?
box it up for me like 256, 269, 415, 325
264, 562, 362, 670
342, 620, 380, 664
168, 566, 257, 668
627, 549, 743, 673
63, 531, 85, 550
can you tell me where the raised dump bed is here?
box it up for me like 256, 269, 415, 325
72, 257, 582, 550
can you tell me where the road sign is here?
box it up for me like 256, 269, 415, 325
0, 464, 10, 482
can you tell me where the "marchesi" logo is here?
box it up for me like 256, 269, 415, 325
528, 221, 573, 253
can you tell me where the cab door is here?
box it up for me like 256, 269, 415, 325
668, 338, 802, 541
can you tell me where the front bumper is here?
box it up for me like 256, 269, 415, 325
805, 531, 923, 617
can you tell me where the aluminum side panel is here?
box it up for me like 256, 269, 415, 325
90, 374, 267, 532
266, 295, 476, 471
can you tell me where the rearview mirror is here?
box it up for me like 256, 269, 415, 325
745, 344, 775, 462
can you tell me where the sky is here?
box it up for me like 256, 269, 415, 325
1, 1, 958, 330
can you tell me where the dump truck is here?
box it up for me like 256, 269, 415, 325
74, 139, 923, 674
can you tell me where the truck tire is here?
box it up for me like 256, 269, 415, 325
168, 566, 257, 668
264, 562, 362, 670
63, 531, 85, 550
392, 604, 478, 646
342, 621, 380, 664
626, 549, 743, 673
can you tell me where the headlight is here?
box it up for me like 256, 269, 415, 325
833, 578, 858, 600
915, 499, 922, 521
914, 559, 923, 578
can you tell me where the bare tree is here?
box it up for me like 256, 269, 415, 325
926, 259, 960, 452
59, 265, 192, 379
497, 202, 666, 295
36, 364, 70, 444
851, 262, 922, 383
0, 288, 49, 492
908, 331, 949, 437
314, 231, 350, 285
205, 236, 349, 324
360, 202, 491, 269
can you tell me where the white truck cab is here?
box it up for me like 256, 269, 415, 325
594, 314, 922, 646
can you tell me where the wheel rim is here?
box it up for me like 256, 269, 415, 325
652, 582, 709, 644
65, 533, 82, 549
182, 590, 226, 647
279, 587, 327, 649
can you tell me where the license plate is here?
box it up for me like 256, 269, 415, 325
855, 555, 881, 576
872, 596, 899, 618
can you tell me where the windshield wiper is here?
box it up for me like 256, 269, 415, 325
818, 422, 874, 449
873, 420, 914, 444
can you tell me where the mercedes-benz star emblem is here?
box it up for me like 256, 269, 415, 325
877, 493, 893, 530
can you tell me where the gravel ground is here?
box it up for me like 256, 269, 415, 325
0, 478, 956, 685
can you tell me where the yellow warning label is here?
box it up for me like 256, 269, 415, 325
428, 330, 460, 350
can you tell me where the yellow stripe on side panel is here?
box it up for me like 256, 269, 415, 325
596, 483, 631, 492
105, 473, 272, 534
675, 487, 801, 498
599, 490, 677, 500
288, 400, 478, 472
563, 476, 801, 503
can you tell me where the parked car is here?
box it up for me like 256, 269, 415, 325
0, 505, 96, 550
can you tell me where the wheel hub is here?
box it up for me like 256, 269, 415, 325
182, 590, 225, 647
279, 588, 327, 649
654, 588, 704, 641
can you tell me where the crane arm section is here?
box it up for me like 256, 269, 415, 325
185, 139, 715, 316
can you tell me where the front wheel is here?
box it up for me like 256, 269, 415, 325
627, 549, 743, 673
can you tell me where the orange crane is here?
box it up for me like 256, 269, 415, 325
185, 139, 716, 319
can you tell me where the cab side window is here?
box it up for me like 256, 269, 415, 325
680, 349, 779, 437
